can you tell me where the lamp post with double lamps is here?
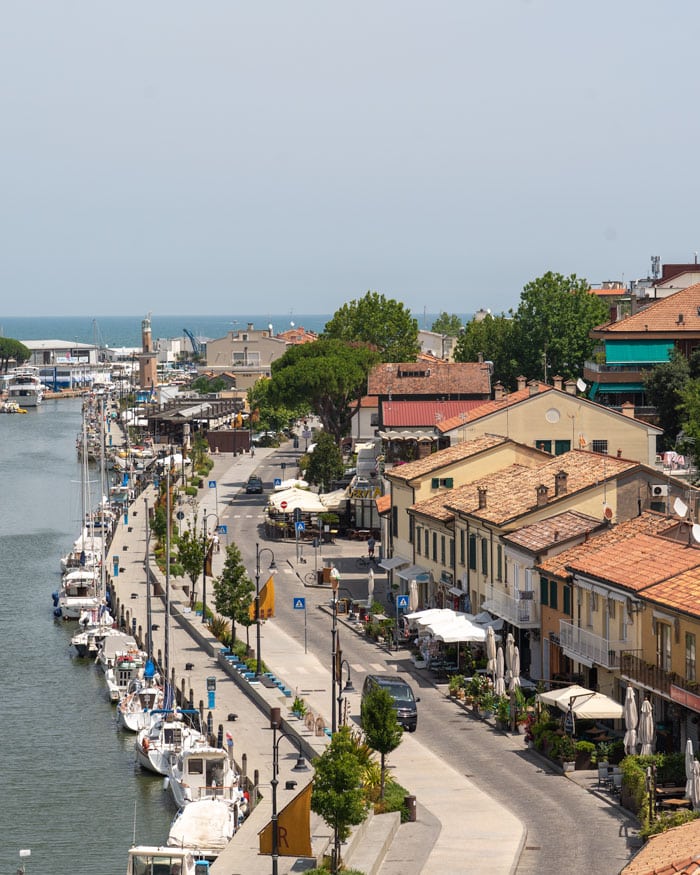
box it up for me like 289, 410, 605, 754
270, 717, 308, 875
336, 659, 354, 728
201, 512, 220, 624
330, 569, 340, 732
255, 543, 277, 677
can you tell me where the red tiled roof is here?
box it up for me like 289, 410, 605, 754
502, 511, 604, 554
643, 566, 700, 616
621, 820, 700, 875
367, 361, 491, 397
386, 435, 511, 483
437, 384, 552, 433
592, 283, 700, 335
382, 399, 484, 427
375, 494, 391, 514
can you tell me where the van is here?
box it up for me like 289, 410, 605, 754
361, 674, 419, 732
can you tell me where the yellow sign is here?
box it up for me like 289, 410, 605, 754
249, 576, 276, 621
259, 782, 312, 857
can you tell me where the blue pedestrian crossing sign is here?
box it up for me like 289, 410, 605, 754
294, 597, 306, 610
396, 594, 409, 609
218, 524, 227, 534
273, 478, 282, 487
208, 480, 216, 488
295, 521, 305, 532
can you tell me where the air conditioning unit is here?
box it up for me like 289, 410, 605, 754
652, 484, 670, 497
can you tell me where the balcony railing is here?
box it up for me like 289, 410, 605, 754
559, 620, 626, 669
583, 360, 648, 374
620, 652, 700, 699
483, 590, 539, 628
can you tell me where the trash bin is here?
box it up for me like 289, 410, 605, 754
405, 795, 417, 822
322, 566, 331, 584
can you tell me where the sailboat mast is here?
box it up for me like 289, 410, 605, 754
145, 497, 152, 660
164, 468, 170, 682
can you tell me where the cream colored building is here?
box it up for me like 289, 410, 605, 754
205, 323, 288, 390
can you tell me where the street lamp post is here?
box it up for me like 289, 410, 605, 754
201, 512, 220, 624
271, 717, 308, 875
336, 659, 353, 727
330, 572, 339, 733
255, 543, 277, 677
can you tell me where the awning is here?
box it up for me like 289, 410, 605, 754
448, 587, 464, 597
397, 563, 429, 581
379, 556, 410, 572
537, 684, 624, 720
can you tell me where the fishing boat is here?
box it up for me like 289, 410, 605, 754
166, 744, 240, 810
125, 845, 211, 874
6, 366, 44, 407
135, 710, 206, 776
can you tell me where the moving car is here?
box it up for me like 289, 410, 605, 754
361, 674, 419, 732
245, 476, 264, 494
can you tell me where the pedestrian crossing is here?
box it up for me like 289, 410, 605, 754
290, 661, 387, 676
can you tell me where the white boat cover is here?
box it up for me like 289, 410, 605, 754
167, 798, 237, 852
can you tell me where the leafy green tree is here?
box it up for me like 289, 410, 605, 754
311, 726, 369, 874
212, 542, 255, 644
247, 377, 304, 434
431, 312, 463, 336
269, 339, 380, 442
453, 311, 521, 389
644, 350, 690, 450
0, 337, 31, 372
191, 376, 226, 395
175, 521, 206, 602
305, 431, 344, 492
514, 271, 609, 382
323, 291, 420, 362
360, 685, 403, 800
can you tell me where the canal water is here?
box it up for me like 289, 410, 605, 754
0, 398, 173, 874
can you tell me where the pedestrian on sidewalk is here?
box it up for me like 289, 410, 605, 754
367, 535, 376, 559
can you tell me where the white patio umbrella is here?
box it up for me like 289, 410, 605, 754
366, 568, 375, 606
691, 760, 700, 811
486, 625, 497, 682
494, 646, 506, 697
508, 646, 521, 692
686, 738, 696, 800
638, 699, 655, 756
623, 687, 638, 756
505, 632, 515, 683
409, 579, 419, 612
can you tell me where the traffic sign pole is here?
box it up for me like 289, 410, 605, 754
293, 597, 308, 653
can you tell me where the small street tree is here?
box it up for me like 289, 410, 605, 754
0, 337, 31, 372
360, 685, 403, 800
175, 521, 206, 604
311, 726, 369, 874
323, 290, 420, 362
431, 311, 463, 336
305, 431, 344, 492
212, 542, 255, 644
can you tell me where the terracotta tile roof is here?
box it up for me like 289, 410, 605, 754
536, 511, 673, 580
375, 494, 391, 515
358, 395, 379, 408
444, 449, 637, 526
386, 435, 510, 483
382, 399, 485, 427
593, 282, 700, 335
437, 383, 553, 433
643, 566, 700, 616
621, 820, 700, 875
565, 532, 700, 592
502, 511, 604, 554
410, 490, 456, 524
367, 361, 491, 397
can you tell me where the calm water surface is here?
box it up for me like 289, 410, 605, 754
0, 399, 172, 874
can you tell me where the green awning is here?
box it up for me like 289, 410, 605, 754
594, 383, 645, 393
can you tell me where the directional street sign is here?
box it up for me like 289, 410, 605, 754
295, 521, 305, 533
208, 480, 217, 488
293, 597, 306, 610
396, 594, 409, 609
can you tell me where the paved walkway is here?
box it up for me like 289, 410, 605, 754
107, 444, 637, 874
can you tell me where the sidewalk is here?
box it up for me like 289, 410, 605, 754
108, 446, 526, 874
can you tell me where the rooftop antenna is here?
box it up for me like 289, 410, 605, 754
673, 496, 689, 519
576, 378, 587, 394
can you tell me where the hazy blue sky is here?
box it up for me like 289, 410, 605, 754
2, 2, 698, 317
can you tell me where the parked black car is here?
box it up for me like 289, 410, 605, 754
361, 674, 419, 732
245, 476, 264, 494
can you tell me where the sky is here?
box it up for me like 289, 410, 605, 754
2, 2, 699, 318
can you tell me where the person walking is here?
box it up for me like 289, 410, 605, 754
367, 535, 376, 559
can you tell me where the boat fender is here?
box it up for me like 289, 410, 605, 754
142, 736, 150, 751
54, 607, 62, 618
52, 592, 59, 606
162, 777, 169, 793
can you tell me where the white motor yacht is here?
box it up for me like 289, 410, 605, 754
166, 745, 240, 810
135, 710, 206, 776
7, 366, 44, 407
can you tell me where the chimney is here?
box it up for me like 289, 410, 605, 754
528, 381, 539, 396
553, 375, 563, 391
564, 379, 577, 395
536, 484, 549, 507
477, 351, 484, 363
493, 381, 505, 401
478, 487, 487, 509
621, 401, 635, 418
554, 470, 568, 496
517, 375, 527, 391
247, 322, 254, 331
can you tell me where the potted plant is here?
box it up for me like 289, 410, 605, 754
596, 741, 611, 769
495, 694, 511, 730
291, 695, 307, 718
448, 675, 465, 698
574, 740, 596, 770
553, 734, 577, 771
479, 690, 496, 719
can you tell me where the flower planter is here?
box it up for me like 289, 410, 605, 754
562, 760, 576, 773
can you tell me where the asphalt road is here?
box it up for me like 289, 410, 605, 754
221, 443, 640, 875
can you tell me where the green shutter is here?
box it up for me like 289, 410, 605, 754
431, 477, 439, 488
540, 577, 549, 606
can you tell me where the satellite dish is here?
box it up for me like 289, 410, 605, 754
692, 524, 700, 544
576, 378, 587, 393
603, 505, 613, 520
673, 497, 689, 518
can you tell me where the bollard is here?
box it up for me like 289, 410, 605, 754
253, 769, 260, 807
405, 795, 417, 822
241, 753, 248, 780
270, 707, 281, 728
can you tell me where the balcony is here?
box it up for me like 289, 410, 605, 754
482, 590, 540, 628
620, 652, 700, 701
559, 620, 626, 669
